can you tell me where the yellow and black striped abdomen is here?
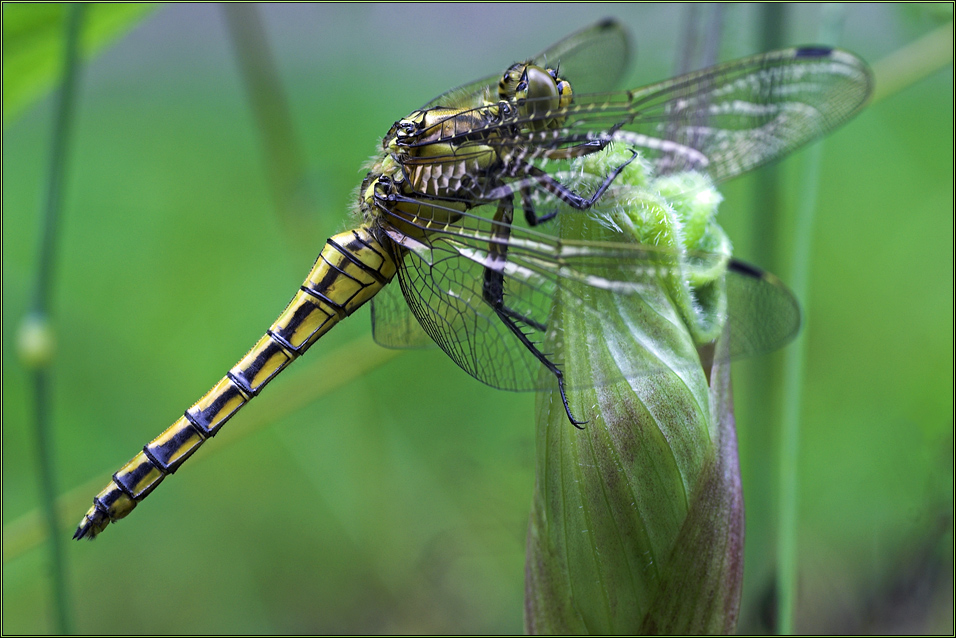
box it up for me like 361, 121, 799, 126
74, 226, 396, 539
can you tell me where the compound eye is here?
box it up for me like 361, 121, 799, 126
516, 65, 560, 117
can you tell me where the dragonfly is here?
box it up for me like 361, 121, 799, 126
74, 19, 872, 539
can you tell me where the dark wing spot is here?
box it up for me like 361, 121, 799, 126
596, 17, 618, 31
795, 46, 834, 58
728, 259, 765, 280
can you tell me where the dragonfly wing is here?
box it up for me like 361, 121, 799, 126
421, 18, 630, 110
370, 275, 435, 349
531, 17, 630, 95
377, 200, 788, 393
558, 46, 873, 182
384, 215, 553, 392
724, 259, 801, 357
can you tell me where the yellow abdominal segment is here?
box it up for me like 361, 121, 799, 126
74, 226, 396, 539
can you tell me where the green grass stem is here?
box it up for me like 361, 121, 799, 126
742, 3, 787, 633
22, 4, 86, 633
871, 20, 954, 104
775, 5, 847, 634
221, 4, 312, 242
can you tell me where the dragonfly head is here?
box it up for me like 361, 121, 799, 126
499, 62, 572, 131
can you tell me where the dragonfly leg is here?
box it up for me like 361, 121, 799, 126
498, 303, 547, 332
481, 195, 587, 427
537, 137, 610, 161
483, 149, 638, 226
492, 301, 586, 428
516, 185, 558, 226
528, 148, 639, 211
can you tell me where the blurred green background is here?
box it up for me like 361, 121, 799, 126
3, 4, 952, 634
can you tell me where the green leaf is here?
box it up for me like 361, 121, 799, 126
2, 3, 158, 128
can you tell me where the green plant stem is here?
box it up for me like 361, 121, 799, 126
752, 2, 787, 273
774, 143, 821, 638
32, 8, 82, 312
775, 4, 846, 634
743, 3, 787, 632
31, 373, 70, 633
871, 20, 954, 104
221, 4, 311, 239
27, 4, 86, 634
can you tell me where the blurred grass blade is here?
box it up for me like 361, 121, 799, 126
221, 4, 315, 241
16, 4, 87, 633
741, 3, 788, 630
871, 20, 954, 104
2, 3, 157, 127
776, 4, 847, 634
673, 3, 723, 75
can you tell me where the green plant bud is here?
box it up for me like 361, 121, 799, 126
17, 312, 56, 369
525, 147, 743, 633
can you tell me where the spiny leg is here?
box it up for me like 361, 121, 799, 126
481, 195, 586, 427
485, 148, 639, 226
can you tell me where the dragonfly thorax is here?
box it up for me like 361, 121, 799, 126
378, 106, 510, 205
384, 107, 512, 155
360, 172, 466, 239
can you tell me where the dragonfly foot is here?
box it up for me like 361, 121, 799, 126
557, 377, 587, 428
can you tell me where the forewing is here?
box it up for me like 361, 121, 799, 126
533, 17, 630, 95
408, 46, 870, 207
421, 18, 630, 110
545, 46, 873, 182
